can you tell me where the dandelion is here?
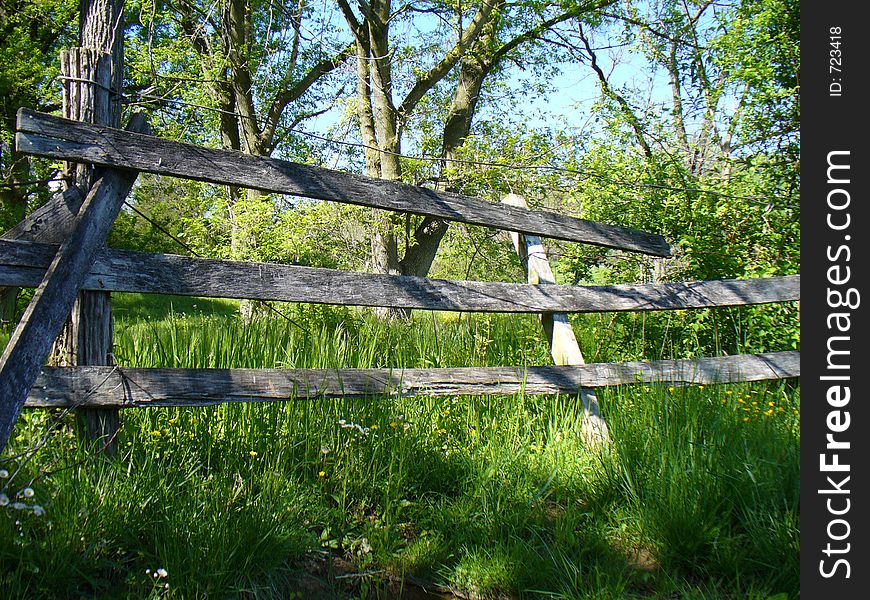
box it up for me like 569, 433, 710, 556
249, 451, 258, 458
764, 409, 774, 417
726, 390, 733, 395
668, 386, 675, 392
22, 487, 34, 498
318, 471, 326, 478
0, 469, 8, 479
743, 417, 750, 422
390, 421, 398, 429
698, 385, 705, 391
768, 401, 776, 407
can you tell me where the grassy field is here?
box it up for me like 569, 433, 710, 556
0, 295, 800, 599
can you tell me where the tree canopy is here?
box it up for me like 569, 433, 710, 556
2, 0, 800, 326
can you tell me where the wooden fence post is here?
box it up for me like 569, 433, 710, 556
503, 194, 610, 445
52, 0, 125, 455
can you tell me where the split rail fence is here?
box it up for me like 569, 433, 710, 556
0, 108, 800, 452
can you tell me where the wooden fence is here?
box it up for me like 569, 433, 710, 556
0, 108, 800, 453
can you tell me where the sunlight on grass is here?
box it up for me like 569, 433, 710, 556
1, 306, 800, 598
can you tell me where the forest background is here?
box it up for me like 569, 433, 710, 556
0, 0, 800, 597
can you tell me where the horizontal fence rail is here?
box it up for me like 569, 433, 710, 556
25, 351, 800, 408
15, 109, 671, 256
0, 240, 801, 313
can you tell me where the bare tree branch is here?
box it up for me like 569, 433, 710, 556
577, 23, 653, 158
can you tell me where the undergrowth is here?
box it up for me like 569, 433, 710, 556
0, 297, 800, 598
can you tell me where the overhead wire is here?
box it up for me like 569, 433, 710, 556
118, 3, 797, 209
120, 200, 309, 331
120, 87, 797, 209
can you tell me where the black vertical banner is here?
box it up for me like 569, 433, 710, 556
801, 2, 868, 596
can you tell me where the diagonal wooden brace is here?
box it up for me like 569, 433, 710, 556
0, 159, 141, 452
503, 194, 611, 445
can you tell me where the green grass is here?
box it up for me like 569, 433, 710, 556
0, 304, 800, 599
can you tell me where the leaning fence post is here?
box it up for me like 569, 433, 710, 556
502, 194, 610, 445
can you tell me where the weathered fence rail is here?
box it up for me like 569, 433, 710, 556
25, 351, 801, 409
0, 107, 801, 454
15, 109, 671, 256
0, 240, 799, 313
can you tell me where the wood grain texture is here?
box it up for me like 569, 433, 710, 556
23, 351, 800, 408
0, 240, 800, 313
15, 108, 671, 256
0, 167, 138, 451
1, 111, 148, 456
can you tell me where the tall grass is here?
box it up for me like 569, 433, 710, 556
1, 301, 800, 598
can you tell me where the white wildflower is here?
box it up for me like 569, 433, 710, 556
12, 502, 26, 510
32, 505, 45, 517
22, 487, 34, 498
157, 568, 168, 578
0, 494, 9, 507
0, 469, 8, 479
